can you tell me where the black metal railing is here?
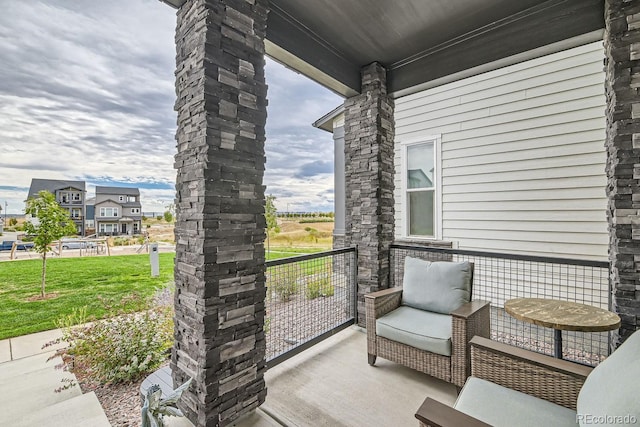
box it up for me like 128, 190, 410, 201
265, 247, 357, 368
390, 244, 610, 365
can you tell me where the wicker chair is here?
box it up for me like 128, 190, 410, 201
365, 259, 490, 388
415, 332, 640, 427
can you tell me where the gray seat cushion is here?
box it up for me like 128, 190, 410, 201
455, 377, 578, 427
401, 257, 472, 314
376, 306, 452, 356
577, 329, 640, 426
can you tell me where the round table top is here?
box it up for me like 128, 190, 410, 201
504, 298, 621, 332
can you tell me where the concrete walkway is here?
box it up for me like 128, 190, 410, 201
0, 329, 110, 426
1, 326, 456, 426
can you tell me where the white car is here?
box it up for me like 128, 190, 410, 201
60, 238, 96, 250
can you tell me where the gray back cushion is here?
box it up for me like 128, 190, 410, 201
401, 257, 472, 314
577, 329, 640, 426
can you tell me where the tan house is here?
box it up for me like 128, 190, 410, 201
94, 186, 142, 236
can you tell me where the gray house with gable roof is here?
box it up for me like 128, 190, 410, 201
94, 186, 143, 236
27, 178, 86, 235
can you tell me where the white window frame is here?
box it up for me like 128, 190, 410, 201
131, 208, 140, 214
99, 207, 119, 217
400, 135, 442, 240
119, 196, 125, 202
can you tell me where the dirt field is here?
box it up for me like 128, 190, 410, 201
0, 217, 334, 260
144, 217, 334, 249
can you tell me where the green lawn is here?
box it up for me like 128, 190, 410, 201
0, 247, 329, 340
266, 247, 326, 260
0, 253, 175, 340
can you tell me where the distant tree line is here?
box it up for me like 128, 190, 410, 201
277, 212, 334, 218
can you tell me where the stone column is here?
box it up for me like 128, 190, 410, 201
344, 63, 395, 325
604, 0, 640, 346
172, 1, 269, 426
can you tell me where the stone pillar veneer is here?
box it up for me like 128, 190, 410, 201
605, 0, 640, 346
172, 0, 268, 425
343, 63, 395, 325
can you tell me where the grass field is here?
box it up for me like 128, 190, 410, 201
0, 246, 327, 340
0, 253, 175, 340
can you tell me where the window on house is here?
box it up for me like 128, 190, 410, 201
119, 196, 125, 202
72, 193, 81, 201
128, 196, 136, 202
404, 140, 438, 238
131, 208, 140, 214
100, 207, 118, 217
100, 223, 116, 233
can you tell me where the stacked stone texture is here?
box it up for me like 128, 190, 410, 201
604, 0, 640, 346
172, 0, 269, 425
343, 63, 395, 326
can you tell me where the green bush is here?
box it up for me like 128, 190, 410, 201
268, 270, 299, 302
305, 276, 334, 299
49, 294, 173, 385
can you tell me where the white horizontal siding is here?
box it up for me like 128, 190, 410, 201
394, 41, 607, 260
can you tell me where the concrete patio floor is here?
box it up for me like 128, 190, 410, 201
1, 326, 457, 427
239, 326, 458, 427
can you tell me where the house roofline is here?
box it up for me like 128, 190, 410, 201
312, 105, 344, 133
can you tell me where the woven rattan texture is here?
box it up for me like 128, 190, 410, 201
366, 288, 490, 387
471, 344, 587, 409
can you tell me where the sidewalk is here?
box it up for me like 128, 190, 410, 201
0, 241, 175, 262
0, 329, 110, 426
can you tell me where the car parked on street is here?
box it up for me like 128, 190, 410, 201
59, 238, 96, 250
0, 241, 35, 251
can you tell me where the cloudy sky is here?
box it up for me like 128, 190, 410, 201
0, 0, 342, 214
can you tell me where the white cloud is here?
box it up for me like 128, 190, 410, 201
0, 0, 343, 215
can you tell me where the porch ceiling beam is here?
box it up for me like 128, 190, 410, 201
265, 4, 361, 97
388, 0, 605, 94
160, 0, 605, 96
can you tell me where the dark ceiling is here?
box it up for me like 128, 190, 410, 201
162, 0, 605, 96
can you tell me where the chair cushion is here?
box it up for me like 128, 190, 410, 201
577, 329, 640, 427
455, 377, 578, 427
376, 306, 452, 356
401, 257, 472, 314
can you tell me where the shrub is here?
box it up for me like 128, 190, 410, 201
305, 276, 334, 299
268, 269, 299, 302
48, 292, 173, 385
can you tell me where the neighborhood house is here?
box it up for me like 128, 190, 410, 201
26, 179, 143, 236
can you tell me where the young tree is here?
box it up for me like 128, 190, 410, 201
164, 203, 176, 223
24, 190, 77, 298
265, 194, 280, 255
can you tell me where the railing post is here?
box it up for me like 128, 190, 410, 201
352, 245, 359, 324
